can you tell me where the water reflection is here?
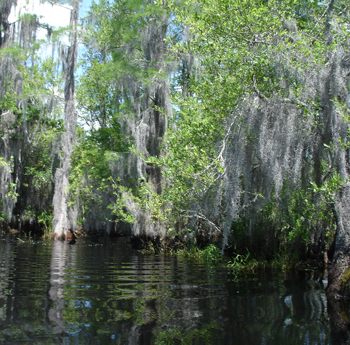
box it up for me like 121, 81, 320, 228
0, 236, 333, 344
49, 240, 71, 334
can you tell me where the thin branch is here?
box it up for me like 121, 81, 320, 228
282, 97, 309, 109
183, 211, 222, 234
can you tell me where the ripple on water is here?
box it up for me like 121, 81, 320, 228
0, 236, 332, 345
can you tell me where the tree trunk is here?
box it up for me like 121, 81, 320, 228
52, 1, 79, 239
0, 0, 15, 48
327, 186, 350, 298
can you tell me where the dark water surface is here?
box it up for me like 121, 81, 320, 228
0, 235, 331, 344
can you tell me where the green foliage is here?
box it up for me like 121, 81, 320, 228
76, 54, 117, 128
0, 157, 9, 167
154, 323, 220, 345
0, 156, 18, 200
6, 182, 19, 200
0, 27, 65, 229
76, 0, 173, 228
286, 188, 335, 243
149, 0, 349, 255
37, 208, 54, 237
108, 181, 137, 224
255, 182, 336, 256
147, 0, 288, 231
200, 243, 222, 263
147, 100, 225, 227
79, 0, 170, 116
227, 250, 254, 271
0, 92, 18, 114
24, 127, 57, 194
0, 200, 7, 224
69, 124, 130, 225
21, 57, 64, 100
1, 0, 347, 260
109, 178, 169, 224
177, 244, 222, 265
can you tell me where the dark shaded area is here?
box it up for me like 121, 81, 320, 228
328, 297, 350, 345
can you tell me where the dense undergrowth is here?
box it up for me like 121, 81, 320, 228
140, 237, 327, 279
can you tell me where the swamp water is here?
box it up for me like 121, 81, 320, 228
0, 235, 332, 344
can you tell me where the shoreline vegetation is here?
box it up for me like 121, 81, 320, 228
0, 226, 329, 278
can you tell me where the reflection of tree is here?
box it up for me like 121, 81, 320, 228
128, 299, 157, 345
0, 240, 332, 344
0, 240, 57, 342
328, 298, 350, 345
48, 240, 69, 334
0, 240, 13, 321
146, 272, 331, 345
